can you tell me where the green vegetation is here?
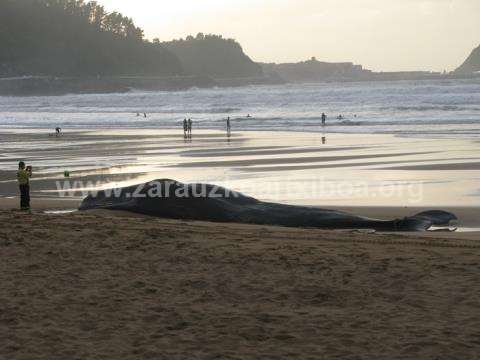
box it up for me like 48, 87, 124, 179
455, 44, 480, 74
0, 0, 182, 76
163, 33, 263, 78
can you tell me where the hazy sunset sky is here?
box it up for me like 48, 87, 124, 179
97, 0, 479, 72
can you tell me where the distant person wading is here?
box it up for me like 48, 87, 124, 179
183, 118, 188, 138
226, 117, 231, 137
188, 119, 193, 138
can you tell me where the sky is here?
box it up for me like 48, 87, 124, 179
97, 0, 479, 72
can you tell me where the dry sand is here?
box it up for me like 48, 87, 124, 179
1, 209, 480, 360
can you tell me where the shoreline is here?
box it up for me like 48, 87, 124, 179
1, 74, 479, 97
0, 75, 283, 97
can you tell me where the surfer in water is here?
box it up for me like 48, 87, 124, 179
321, 113, 327, 126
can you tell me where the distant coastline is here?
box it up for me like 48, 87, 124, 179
260, 56, 480, 84
2, 1, 479, 96
0, 74, 285, 96
1, 71, 478, 97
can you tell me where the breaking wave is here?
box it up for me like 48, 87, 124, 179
1, 78, 479, 138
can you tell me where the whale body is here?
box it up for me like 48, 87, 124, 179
79, 179, 457, 232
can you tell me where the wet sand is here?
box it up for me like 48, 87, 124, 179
1, 209, 479, 359
1, 129, 479, 232
1, 129, 479, 226
379, 162, 480, 171
1, 129, 480, 208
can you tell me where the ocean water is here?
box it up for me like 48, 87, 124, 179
1, 79, 480, 138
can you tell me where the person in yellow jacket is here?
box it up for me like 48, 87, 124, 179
17, 161, 32, 211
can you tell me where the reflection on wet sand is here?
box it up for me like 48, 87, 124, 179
0, 129, 479, 208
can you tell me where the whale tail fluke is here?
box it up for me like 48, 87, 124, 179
412, 210, 458, 226
400, 210, 459, 232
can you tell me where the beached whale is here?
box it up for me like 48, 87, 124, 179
79, 179, 457, 232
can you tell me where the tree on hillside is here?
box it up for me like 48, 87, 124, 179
0, 0, 182, 77
164, 33, 263, 78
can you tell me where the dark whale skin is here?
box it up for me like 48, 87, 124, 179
79, 179, 457, 232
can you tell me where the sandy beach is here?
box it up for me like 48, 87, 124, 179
2, 0, 480, 357
1, 209, 479, 359
1, 129, 479, 359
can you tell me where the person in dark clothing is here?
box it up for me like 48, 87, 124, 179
183, 119, 188, 138
188, 119, 192, 138
226, 117, 231, 137
17, 161, 32, 211
321, 113, 327, 126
